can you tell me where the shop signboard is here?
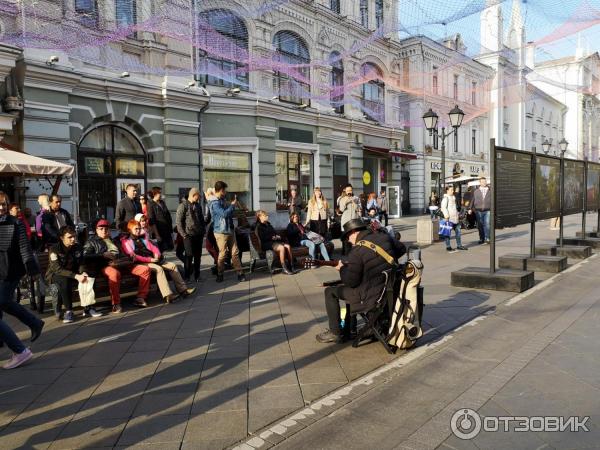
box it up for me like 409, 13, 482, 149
495, 148, 532, 228
535, 155, 561, 220
563, 159, 585, 215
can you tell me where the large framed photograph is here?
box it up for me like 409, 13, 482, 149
586, 163, 600, 212
535, 155, 561, 220
495, 147, 532, 229
563, 160, 585, 216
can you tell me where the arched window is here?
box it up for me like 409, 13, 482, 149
197, 9, 249, 89
78, 125, 146, 224
330, 52, 344, 114
360, 63, 385, 122
360, 0, 369, 27
273, 31, 311, 105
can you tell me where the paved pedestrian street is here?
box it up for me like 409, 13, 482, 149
1, 215, 598, 449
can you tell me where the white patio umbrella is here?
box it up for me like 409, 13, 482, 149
0, 147, 74, 176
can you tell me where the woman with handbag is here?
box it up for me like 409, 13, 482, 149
83, 219, 152, 311
121, 220, 195, 304
305, 187, 329, 236
255, 210, 295, 275
440, 186, 468, 252
288, 213, 330, 264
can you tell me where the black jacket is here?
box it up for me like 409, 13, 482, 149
147, 199, 173, 239
286, 223, 306, 248
340, 230, 397, 312
256, 221, 279, 251
0, 215, 38, 281
176, 199, 205, 238
41, 208, 74, 246
46, 242, 84, 283
81, 235, 122, 277
116, 197, 142, 231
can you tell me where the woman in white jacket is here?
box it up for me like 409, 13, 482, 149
441, 186, 467, 252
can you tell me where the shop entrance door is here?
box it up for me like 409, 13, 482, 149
388, 186, 400, 218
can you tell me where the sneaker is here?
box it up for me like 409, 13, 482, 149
457, 246, 469, 251
446, 247, 457, 253
30, 320, 45, 343
63, 311, 74, 324
112, 304, 123, 314
316, 330, 343, 344
132, 298, 148, 308
237, 273, 247, 282
82, 308, 102, 318
484, 240, 491, 245
3, 348, 33, 369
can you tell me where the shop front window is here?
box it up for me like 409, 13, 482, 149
275, 151, 313, 210
202, 150, 252, 211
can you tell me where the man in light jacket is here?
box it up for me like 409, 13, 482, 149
338, 184, 362, 255
176, 188, 205, 282
208, 181, 246, 283
471, 177, 491, 244
376, 189, 389, 226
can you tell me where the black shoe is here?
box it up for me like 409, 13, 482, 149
446, 248, 457, 253
238, 273, 247, 282
478, 240, 484, 245
30, 302, 37, 311
316, 330, 343, 343
282, 267, 294, 275
457, 246, 468, 251
31, 320, 44, 343
211, 266, 218, 275
216, 274, 224, 283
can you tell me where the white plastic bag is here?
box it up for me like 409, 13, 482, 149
78, 277, 96, 307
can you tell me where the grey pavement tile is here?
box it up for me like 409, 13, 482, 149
0, 403, 27, 427
117, 414, 189, 445
198, 366, 248, 391
248, 367, 299, 388
146, 360, 203, 394
74, 341, 132, 367
116, 444, 181, 450
211, 324, 250, 337
249, 353, 294, 370
133, 392, 194, 417
0, 419, 68, 450
12, 397, 88, 427
128, 338, 172, 353
248, 407, 303, 434
0, 384, 49, 405
49, 417, 127, 449
297, 366, 348, 385
249, 385, 304, 411
184, 410, 247, 442
0, 367, 65, 387
192, 387, 248, 414
299, 382, 346, 403
73, 394, 142, 420
162, 337, 210, 363
181, 437, 248, 450
175, 327, 214, 339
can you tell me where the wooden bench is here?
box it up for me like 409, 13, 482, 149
247, 229, 335, 274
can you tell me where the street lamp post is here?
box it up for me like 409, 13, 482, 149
558, 137, 569, 247
422, 105, 465, 201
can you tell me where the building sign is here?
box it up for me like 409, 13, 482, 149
563, 160, 585, 215
430, 162, 442, 171
586, 163, 600, 212
535, 156, 561, 220
203, 151, 251, 171
363, 171, 371, 185
84, 157, 105, 174
495, 149, 532, 228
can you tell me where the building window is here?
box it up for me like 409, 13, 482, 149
75, 0, 98, 27
472, 130, 477, 154
275, 151, 313, 210
375, 0, 384, 28
471, 81, 477, 105
453, 132, 458, 153
432, 67, 438, 95
360, 63, 385, 122
115, 0, 136, 28
360, 0, 369, 27
273, 31, 311, 105
203, 150, 252, 209
196, 9, 249, 89
78, 125, 146, 224
453, 74, 459, 100
330, 0, 340, 13
330, 52, 344, 114
433, 130, 439, 150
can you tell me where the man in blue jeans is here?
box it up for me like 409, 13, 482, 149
471, 177, 491, 244
0, 192, 45, 369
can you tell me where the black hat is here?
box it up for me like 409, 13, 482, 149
341, 218, 368, 240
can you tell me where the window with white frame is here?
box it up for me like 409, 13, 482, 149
432, 67, 438, 95
273, 31, 311, 105
453, 74, 459, 100
75, 0, 98, 26
471, 81, 477, 105
375, 0, 384, 28
472, 129, 477, 154
360, 0, 369, 27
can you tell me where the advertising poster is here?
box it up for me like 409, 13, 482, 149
563, 160, 584, 215
535, 156, 561, 220
586, 163, 600, 211
495, 148, 532, 228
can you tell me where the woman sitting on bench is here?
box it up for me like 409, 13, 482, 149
287, 212, 330, 264
255, 210, 295, 275
121, 220, 195, 304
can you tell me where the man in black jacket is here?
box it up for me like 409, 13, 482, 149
316, 218, 398, 344
147, 187, 173, 251
176, 188, 205, 281
116, 184, 142, 231
41, 195, 74, 247
471, 177, 491, 244
0, 192, 45, 369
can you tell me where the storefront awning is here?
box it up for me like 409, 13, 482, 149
389, 150, 419, 160
364, 146, 419, 160
0, 147, 74, 176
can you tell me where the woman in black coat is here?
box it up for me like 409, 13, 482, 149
255, 210, 294, 275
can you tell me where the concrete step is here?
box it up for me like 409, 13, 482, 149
451, 267, 535, 293
558, 237, 600, 249
498, 254, 568, 273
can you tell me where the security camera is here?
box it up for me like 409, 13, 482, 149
46, 56, 59, 65
120, 72, 130, 78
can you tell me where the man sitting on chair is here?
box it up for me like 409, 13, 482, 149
316, 218, 399, 344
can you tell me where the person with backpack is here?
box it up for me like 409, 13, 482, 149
440, 186, 467, 252
176, 188, 205, 282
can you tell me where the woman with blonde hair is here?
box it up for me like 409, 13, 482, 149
305, 187, 329, 236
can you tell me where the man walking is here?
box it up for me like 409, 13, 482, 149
208, 181, 246, 283
471, 176, 491, 244
0, 192, 45, 369
41, 195, 74, 247
376, 188, 389, 226
116, 184, 142, 231
176, 188, 206, 282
